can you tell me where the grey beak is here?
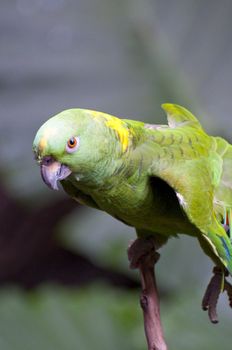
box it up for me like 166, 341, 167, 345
40, 156, 72, 190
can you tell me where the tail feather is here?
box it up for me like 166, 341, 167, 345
206, 222, 232, 275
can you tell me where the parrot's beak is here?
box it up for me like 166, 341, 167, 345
40, 156, 72, 190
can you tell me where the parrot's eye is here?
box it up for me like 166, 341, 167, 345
66, 137, 79, 153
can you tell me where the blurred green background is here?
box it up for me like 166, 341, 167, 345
1, 0, 232, 349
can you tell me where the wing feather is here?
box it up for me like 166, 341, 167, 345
150, 104, 232, 273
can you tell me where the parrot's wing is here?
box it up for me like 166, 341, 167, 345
161, 103, 203, 129
214, 137, 232, 234
150, 104, 232, 273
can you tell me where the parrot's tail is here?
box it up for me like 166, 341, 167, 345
206, 220, 232, 276
222, 207, 232, 240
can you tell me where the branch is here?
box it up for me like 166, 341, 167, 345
128, 238, 168, 350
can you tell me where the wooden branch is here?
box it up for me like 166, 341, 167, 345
128, 239, 168, 350
139, 252, 167, 350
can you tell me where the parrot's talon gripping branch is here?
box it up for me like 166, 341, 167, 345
128, 237, 159, 269
127, 238, 167, 350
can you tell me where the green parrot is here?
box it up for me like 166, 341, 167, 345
33, 104, 232, 277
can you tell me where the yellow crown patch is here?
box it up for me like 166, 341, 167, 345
90, 110, 130, 152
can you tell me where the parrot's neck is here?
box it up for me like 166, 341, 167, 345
70, 154, 132, 192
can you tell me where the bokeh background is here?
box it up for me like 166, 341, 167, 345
1, 0, 232, 349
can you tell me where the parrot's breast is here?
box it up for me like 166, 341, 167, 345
79, 175, 198, 237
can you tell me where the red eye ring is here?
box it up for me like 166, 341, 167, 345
67, 137, 77, 148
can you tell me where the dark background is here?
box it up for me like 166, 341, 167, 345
1, 1, 232, 349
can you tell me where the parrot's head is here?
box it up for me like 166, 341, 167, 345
33, 109, 124, 190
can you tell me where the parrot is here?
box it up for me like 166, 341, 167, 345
33, 104, 232, 301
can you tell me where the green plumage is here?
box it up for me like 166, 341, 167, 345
33, 104, 232, 274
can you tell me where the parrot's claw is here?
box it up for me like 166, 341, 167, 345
202, 266, 223, 323
127, 237, 160, 269
224, 279, 232, 308
202, 266, 232, 323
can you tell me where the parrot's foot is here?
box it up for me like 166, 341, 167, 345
202, 267, 232, 323
224, 279, 232, 307
202, 267, 223, 323
127, 237, 160, 269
